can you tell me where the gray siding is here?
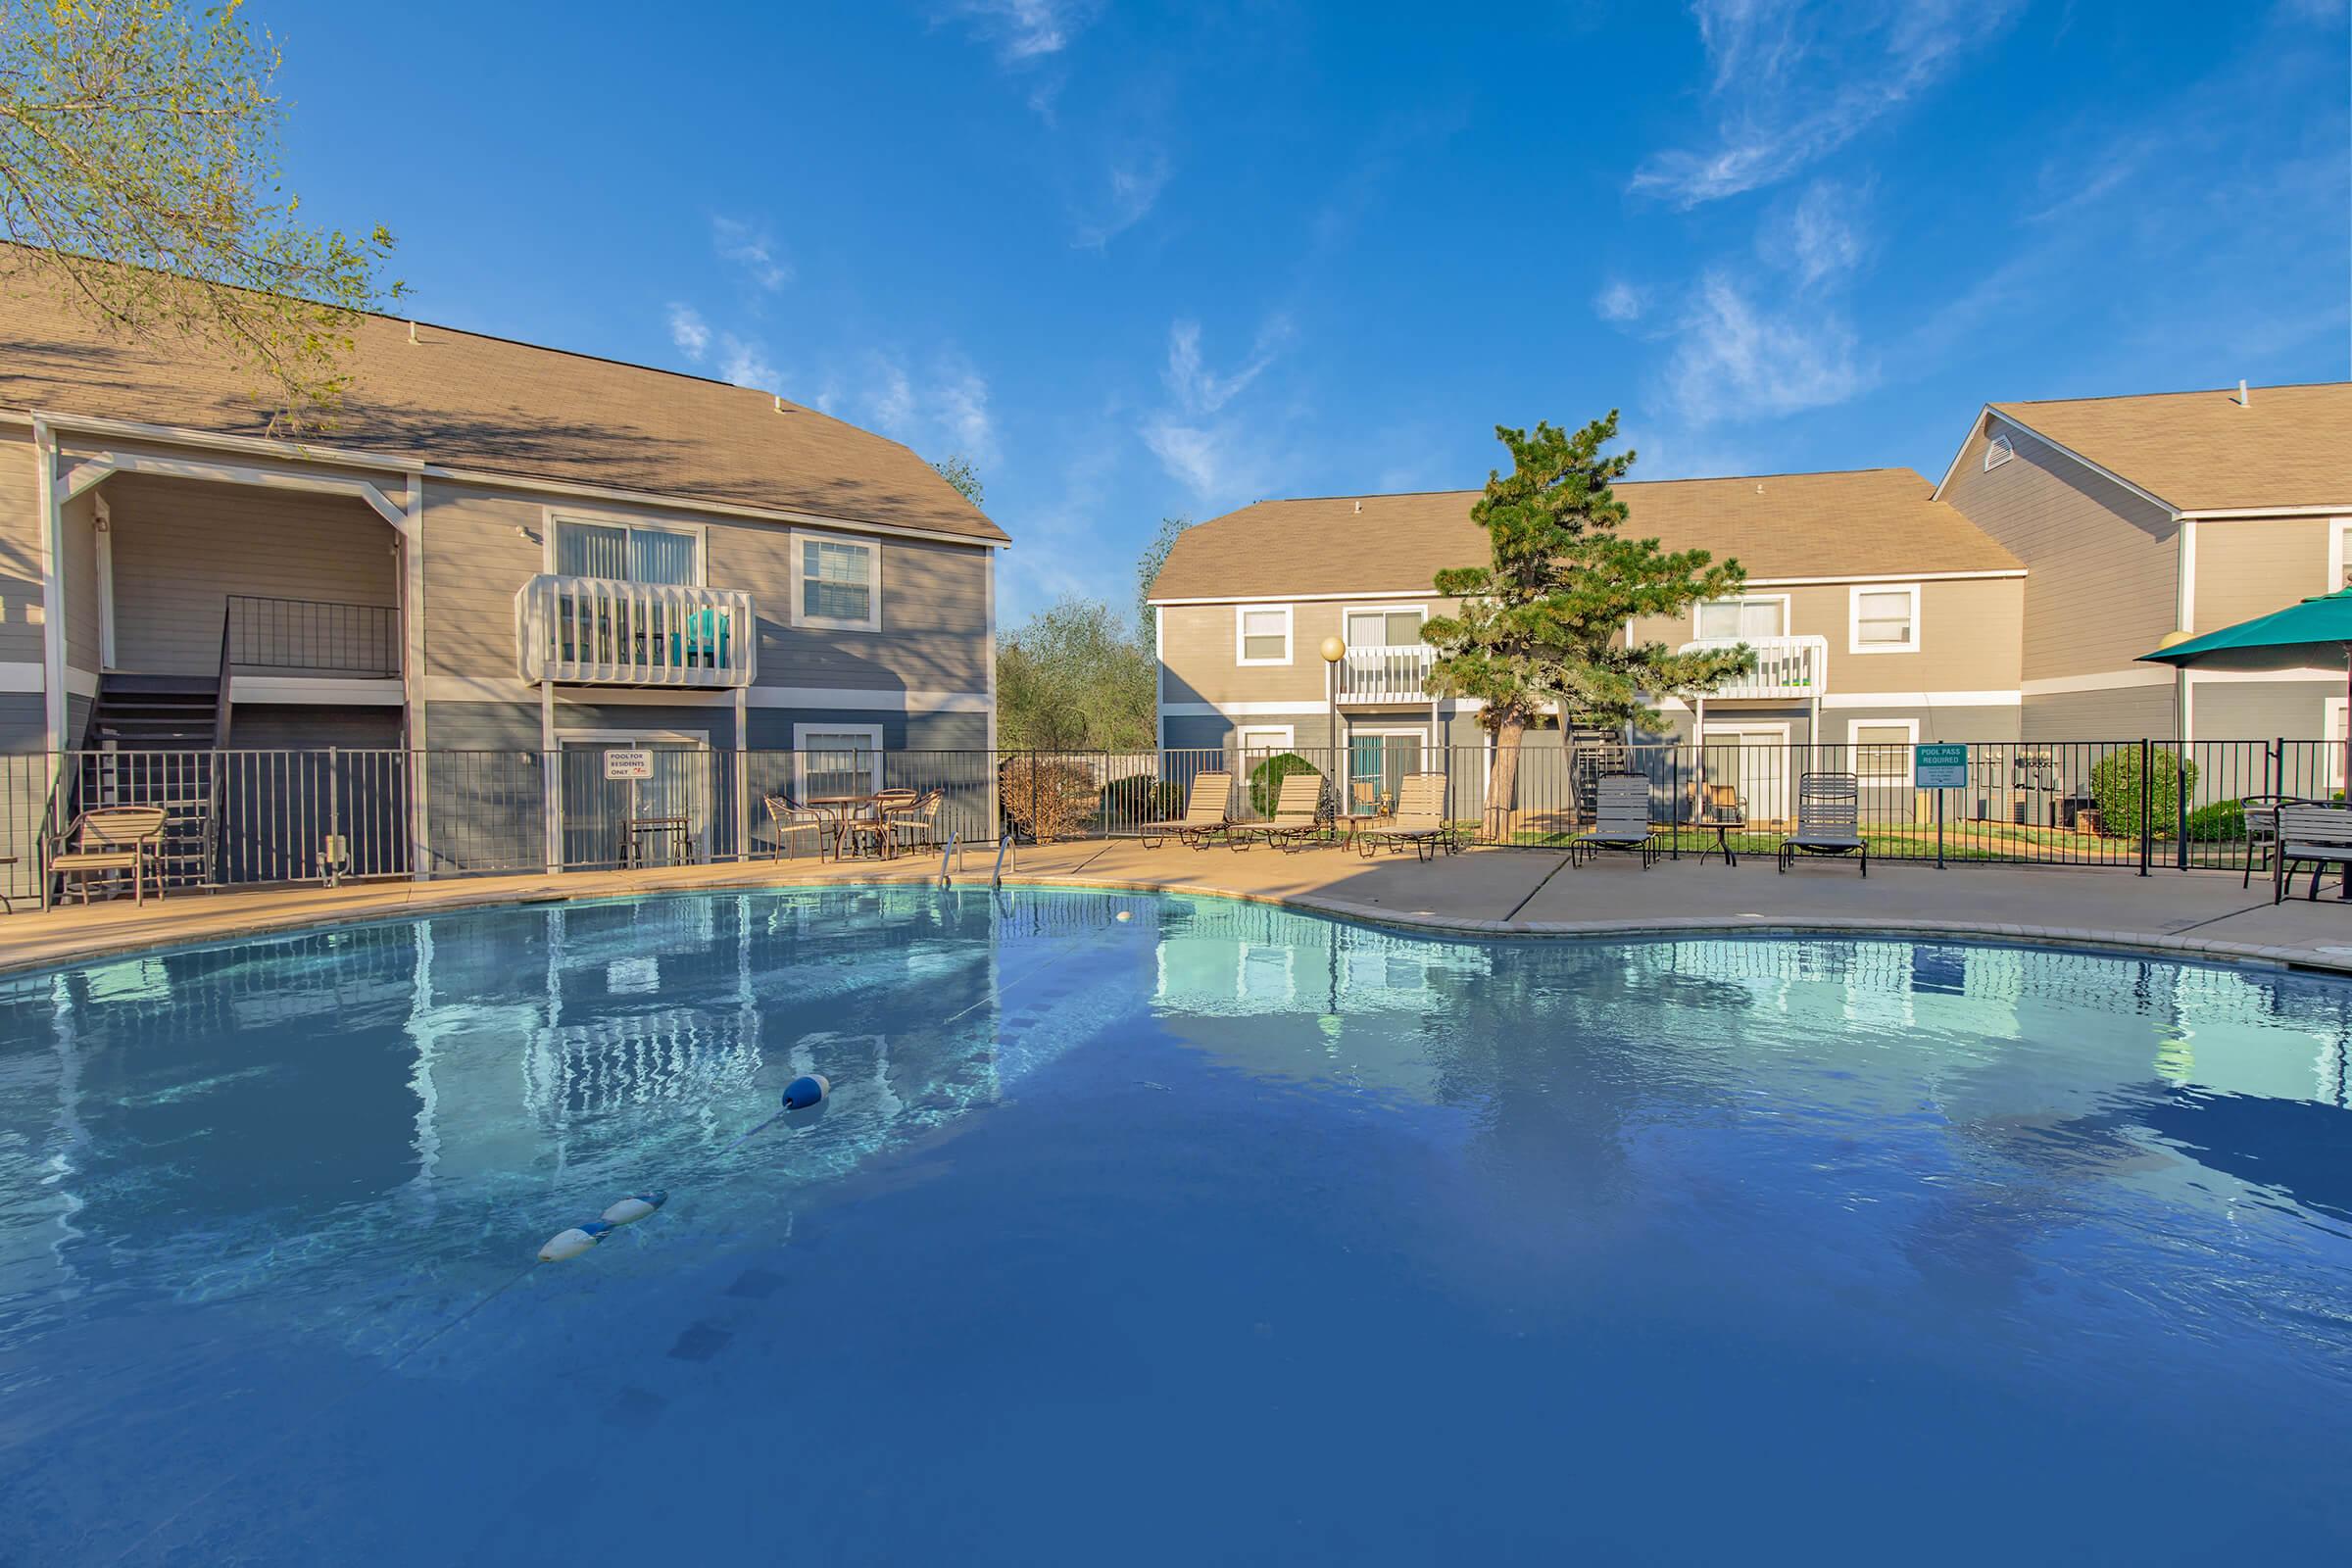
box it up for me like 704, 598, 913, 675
0, 428, 41, 665
0, 689, 42, 752
2021, 686, 2176, 742
227, 706, 404, 750
2186, 678, 2340, 743
105, 472, 397, 676
62, 488, 97, 673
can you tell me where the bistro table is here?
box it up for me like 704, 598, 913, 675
808, 793, 896, 859
621, 814, 694, 869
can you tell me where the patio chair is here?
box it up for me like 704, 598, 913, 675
1572, 773, 1656, 868
1694, 780, 1748, 866
1778, 773, 1868, 876
2273, 802, 2352, 903
1227, 771, 1327, 853
841, 789, 917, 860
1138, 771, 1234, 849
2240, 794, 2297, 889
886, 788, 946, 852
49, 806, 169, 906
1354, 773, 1456, 861
761, 795, 829, 860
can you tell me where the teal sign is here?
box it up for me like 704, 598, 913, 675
1915, 743, 1969, 789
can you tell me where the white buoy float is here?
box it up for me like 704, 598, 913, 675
538, 1220, 614, 1263
601, 1191, 668, 1227
781, 1073, 831, 1111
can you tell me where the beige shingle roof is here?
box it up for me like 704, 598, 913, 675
1989, 381, 2352, 514
1150, 467, 2018, 601
0, 263, 1007, 542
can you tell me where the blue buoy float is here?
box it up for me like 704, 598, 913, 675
601, 1191, 668, 1227
538, 1220, 614, 1263
781, 1073, 831, 1111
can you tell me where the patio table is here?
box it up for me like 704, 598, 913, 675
621, 815, 693, 869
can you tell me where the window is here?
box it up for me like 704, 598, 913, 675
554, 516, 699, 584
1235, 604, 1292, 664
1694, 597, 1787, 641
1984, 432, 2014, 471
2328, 520, 2352, 593
792, 531, 881, 631
1344, 607, 1425, 648
1850, 719, 1917, 785
793, 723, 884, 799
1236, 725, 1295, 760
1849, 584, 1920, 654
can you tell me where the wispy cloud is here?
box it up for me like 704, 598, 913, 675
1594, 280, 1648, 323
1632, 0, 2024, 207
1073, 152, 1173, 248
1762, 178, 1868, 286
716, 334, 781, 391
711, 217, 790, 290
856, 351, 1000, 466
1143, 316, 1296, 500
665, 303, 710, 363
939, 0, 1097, 64
1663, 272, 1873, 425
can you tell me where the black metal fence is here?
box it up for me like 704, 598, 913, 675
0, 738, 2340, 908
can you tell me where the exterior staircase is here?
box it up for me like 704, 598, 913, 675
74, 674, 222, 890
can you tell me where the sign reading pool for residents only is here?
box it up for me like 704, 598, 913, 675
604, 748, 654, 781
1915, 743, 1969, 789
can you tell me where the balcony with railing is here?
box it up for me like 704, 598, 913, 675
1678, 634, 1829, 700
227, 595, 401, 677
514, 575, 757, 688
1334, 644, 1437, 705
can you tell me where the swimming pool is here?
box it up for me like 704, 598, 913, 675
2, 885, 2348, 1562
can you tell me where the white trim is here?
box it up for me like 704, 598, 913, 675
1847, 582, 1921, 655
234, 677, 406, 705
403, 479, 429, 878
1971, 411, 2180, 515
66, 446, 412, 534
15, 408, 1009, 550
2179, 516, 2197, 634
789, 527, 883, 633
1235, 724, 1296, 754
1160, 700, 1331, 717
1154, 589, 1429, 607
1846, 715, 1920, 786
61, 664, 99, 697
1983, 432, 2013, 470
1698, 718, 1791, 742
92, 494, 115, 669
33, 417, 63, 754
790, 721, 885, 798
556, 725, 711, 746
2020, 667, 2176, 697
2181, 505, 2352, 520
420, 674, 986, 711
2332, 698, 2349, 789
0, 662, 40, 693
1690, 592, 1790, 641
1746, 568, 2024, 587
1234, 602, 1294, 665
2182, 665, 2352, 685
543, 506, 709, 585
1931, 407, 1994, 501
1150, 568, 2024, 608
2327, 518, 2352, 594
1819, 690, 2022, 709
1152, 604, 1165, 754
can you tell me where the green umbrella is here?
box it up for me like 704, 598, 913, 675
2139, 587, 2352, 787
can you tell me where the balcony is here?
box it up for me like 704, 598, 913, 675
515, 575, 757, 688
1335, 644, 1436, 705
1679, 634, 1828, 700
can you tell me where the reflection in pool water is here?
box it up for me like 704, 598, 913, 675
0, 887, 2348, 1563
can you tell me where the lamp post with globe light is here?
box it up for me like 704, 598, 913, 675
1320, 634, 1346, 815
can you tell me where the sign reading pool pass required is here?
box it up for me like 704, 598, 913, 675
1914, 743, 1969, 789
603, 748, 654, 781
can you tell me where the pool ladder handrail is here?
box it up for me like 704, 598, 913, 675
992, 830, 1014, 889
938, 830, 956, 889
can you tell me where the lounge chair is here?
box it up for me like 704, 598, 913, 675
2274, 802, 2352, 903
1354, 773, 1457, 861
1778, 772, 1868, 876
1227, 771, 1326, 853
1572, 773, 1656, 867
1138, 770, 1234, 849
49, 806, 169, 905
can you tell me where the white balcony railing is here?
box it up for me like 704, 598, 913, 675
1334, 644, 1437, 704
1679, 634, 1828, 700
515, 574, 757, 688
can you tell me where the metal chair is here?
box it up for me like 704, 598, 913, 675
1778, 773, 1867, 876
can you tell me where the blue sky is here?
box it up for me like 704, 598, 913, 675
271, 1, 2349, 621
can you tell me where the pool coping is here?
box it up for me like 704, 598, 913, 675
1, 857, 2343, 981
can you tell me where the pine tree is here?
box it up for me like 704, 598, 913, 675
1424, 414, 1754, 837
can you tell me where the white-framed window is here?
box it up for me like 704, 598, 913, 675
791, 529, 882, 632
2331, 698, 2348, 790
549, 511, 703, 584
2326, 519, 2352, 594
1848, 583, 1921, 655
1235, 603, 1293, 665
1342, 605, 1425, 649
1236, 724, 1295, 760
1693, 595, 1788, 641
1848, 717, 1919, 786
793, 722, 885, 799
1984, 432, 2014, 471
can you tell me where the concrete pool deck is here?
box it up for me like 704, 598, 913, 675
3, 839, 2352, 977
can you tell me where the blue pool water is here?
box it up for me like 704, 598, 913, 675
2, 886, 2350, 1563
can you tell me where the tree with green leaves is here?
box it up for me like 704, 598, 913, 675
930, 453, 984, 507
1424, 414, 1754, 835
996, 596, 1155, 751
1133, 514, 1191, 649
0, 0, 403, 429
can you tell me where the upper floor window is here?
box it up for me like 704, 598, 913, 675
1984, 432, 2014, 471
1236, 604, 1293, 665
555, 516, 698, 584
1849, 584, 1921, 654
1694, 597, 1786, 641
1344, 607, 1425, 649
792, 530, 881, 632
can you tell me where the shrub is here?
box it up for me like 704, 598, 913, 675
2185, 801, 2246, 843
1102, 773, 1183, 825
998, 755, 1097, 843
2087, 747, 2196, 840
1246, 752, 1323, 817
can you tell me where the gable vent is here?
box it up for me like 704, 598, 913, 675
1984, 432, 2015, 471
